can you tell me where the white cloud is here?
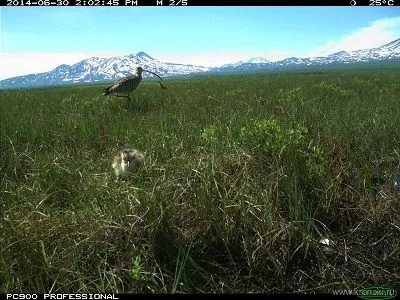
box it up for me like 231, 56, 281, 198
308, 17, 400, 57
263, 50, 293, 62
0, 51, 123, 80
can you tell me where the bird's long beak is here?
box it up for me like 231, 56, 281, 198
143, 69, 163, 81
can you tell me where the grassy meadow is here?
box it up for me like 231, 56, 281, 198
1, 68, 400, 293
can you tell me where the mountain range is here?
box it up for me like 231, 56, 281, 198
1, 38, 399, 89
213, 38, 400, 73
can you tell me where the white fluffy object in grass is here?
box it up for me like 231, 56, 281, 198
112, 148, 144, 180
319, 238, 334, 247
394, 179, 400, 191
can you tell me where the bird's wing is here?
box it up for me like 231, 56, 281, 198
114, 75, 137, 86
108, 74, 139, 91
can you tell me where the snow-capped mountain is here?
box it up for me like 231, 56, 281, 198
326, 38, 400, 62
1, 52, 210, 89
221, 56, 270, 68
1, 39, 399, 89
247, 57, 270, 64
212, 39, 400, 73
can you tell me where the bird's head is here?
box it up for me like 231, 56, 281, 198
135, 66, 143, 75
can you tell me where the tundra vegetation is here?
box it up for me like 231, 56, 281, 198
1, 68, 399, 293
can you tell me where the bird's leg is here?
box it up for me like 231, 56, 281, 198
115, 92, 128, 98
114, 92, 131, 107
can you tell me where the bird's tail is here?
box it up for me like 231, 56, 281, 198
102, 87, 111, 96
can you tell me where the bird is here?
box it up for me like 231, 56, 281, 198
102, 66, 166, 105
111, 148, 144, 181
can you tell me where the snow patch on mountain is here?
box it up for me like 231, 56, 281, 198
246, 57, 270, 64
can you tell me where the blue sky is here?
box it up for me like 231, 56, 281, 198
1, 7, 400, 79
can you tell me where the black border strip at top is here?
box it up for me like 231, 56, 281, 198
160, 0, 371, 5
3, 0, 377, 6
97, 0, 371, 5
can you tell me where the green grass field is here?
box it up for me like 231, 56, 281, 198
1, 69, 400, 293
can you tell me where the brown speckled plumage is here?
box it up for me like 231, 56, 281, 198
102, 66, 166, 104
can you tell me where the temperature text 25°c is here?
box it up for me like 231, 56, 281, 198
369, 0, 395, 5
